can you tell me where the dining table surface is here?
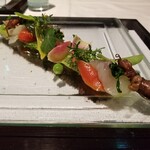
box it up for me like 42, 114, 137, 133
24, 0, 150, 33
0, 0, 150, 149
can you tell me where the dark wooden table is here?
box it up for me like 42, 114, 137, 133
0, 18, 150, 150
0, 125, 150, 149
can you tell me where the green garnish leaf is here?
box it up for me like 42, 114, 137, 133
109, 62, 125, 93
116, 78, 122, 93
41, 28, 56, 54
109, 62, 124, 79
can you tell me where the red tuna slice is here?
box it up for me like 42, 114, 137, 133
48, 41, 71, 63
77, 60, 105, 92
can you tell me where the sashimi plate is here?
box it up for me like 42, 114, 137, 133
0, 16, 150, 126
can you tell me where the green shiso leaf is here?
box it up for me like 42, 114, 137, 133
41, 28, 56, 54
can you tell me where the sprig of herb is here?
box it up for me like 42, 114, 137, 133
109, 62, 125, 93
70, 42, 104, 62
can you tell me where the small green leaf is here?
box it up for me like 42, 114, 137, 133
109, 63, 124, 93
41, 28, 56, 54
116, 78, 122, 93
109, 63, 124, 79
